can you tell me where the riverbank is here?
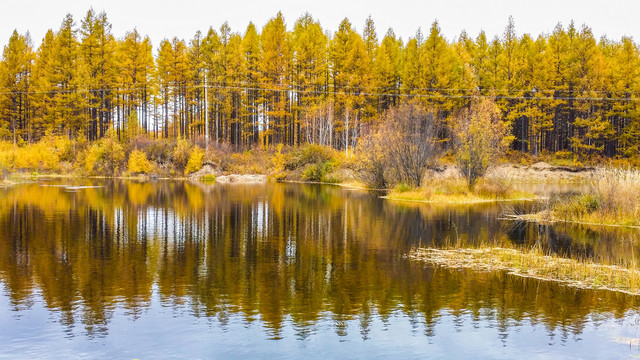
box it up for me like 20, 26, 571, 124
410, 247, 640, 296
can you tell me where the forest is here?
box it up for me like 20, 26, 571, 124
1, 9, 639, 160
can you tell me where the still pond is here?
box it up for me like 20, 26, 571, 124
1, 180, 640, 359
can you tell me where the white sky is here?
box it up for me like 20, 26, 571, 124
1, 0, 638, 50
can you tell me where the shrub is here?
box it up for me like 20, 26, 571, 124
185, 147, 204, 174
353, 133, 388, 189
0, 135, 67, 172
128, 150, 153, 174
301, 162, 332, 182
172, 138, 191, 172
287, 144, 335, 170
271, 143, 286, 178
380, 101, 442, 187
354, 100, 442, 188
0, 141, 16, 171
453, 99, 512, 189
84, 130, 125, 175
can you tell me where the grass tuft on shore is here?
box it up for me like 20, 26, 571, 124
410, 246, 640, 295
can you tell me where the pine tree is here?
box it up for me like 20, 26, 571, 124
342, 34, 373, 152
420, 21, 463, 117
156, 39, 173, 138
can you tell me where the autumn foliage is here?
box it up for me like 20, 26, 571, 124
0, 11, 637, 165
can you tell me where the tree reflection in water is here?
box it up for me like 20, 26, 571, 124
0, 180, 639, 343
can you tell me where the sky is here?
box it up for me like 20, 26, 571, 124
1, 0, 638, 50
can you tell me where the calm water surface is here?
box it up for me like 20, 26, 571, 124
1, 180, 640, 359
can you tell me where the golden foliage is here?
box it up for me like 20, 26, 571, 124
172, 138, 191, 171
127, 149, 153, 174
84, 130, 125, 175
453, 99, 512, 188
184, 147, 204, 174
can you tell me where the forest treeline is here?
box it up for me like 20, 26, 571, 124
1, 9, 640, 158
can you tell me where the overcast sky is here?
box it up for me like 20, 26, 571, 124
1, 0, 638, 49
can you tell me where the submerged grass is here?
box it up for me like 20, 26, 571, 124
0, 179, 14, 187
198, 174, 217, 183
410, 246, 640, 295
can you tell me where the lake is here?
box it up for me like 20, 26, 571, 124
1, 180, 639, 359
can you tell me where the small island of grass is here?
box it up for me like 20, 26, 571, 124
410, 246, 640, 296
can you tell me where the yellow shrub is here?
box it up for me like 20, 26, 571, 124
127, 150, 153, 174
12, 141, 59, 171
185, 147, 204, 174
172, 138, 191, 171
84, 132, 125, 175
0, 141, 16, 170
271, 143, 286, 177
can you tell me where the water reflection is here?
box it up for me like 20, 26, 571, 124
0, 180, 639, 353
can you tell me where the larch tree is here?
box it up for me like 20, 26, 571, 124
31, 29, 56, 138
569, 25, 612, 158
50, 14, 85, 139
0, 30, 33, 144
201, 27, 221, 142
80, 9, 118, 140
242, 22, 261, 145
611, 37, 640, 156
401, 33, 422, 95
2, 10, 640, 160
118, 29, 154, 139
292, 14, 329, 145
260, 12, 292, 145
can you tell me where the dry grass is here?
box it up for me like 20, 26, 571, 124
384, 176, 536, 204
410, 247, 640, 295
593, 167, 640, 221
515, 168, 640, 227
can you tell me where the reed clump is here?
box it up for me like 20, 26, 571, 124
410, 246, 640, 295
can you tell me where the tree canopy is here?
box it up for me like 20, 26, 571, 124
1, 10, 640, 160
